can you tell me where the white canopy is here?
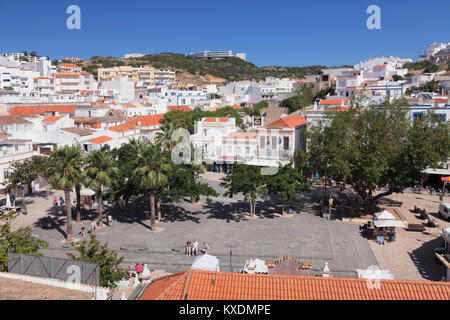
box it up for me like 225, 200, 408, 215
374, 220, 406, 228
441, 228, 450, 244
374, 210, 396, 220
80, 188, 95, 196
242, 258, 268, 274
355, 269, 394, 280
191, 254, 220, 272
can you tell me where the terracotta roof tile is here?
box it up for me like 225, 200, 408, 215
319, 99, 349, 105
122, 114, 165, 127
88, 136, 112, 144
203, 117, 230, 123
139, 270, 450, 300
265, 114, 307, 128
8, 105, 76, 116
42, 115, 64, 123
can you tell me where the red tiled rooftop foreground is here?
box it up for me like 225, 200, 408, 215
139, 270, 450, 300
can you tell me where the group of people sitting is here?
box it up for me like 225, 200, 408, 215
185, 239, 209, 256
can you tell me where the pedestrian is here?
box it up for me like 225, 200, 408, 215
193, 239, 199, 256
380, 231, 385, 245
203, 241, 209, 254
80, 222, 85, 236
53, 196, 57, 206
185, 240, 191, 256
90, 221, 96, 234
107, 214, 112, 227
59, 196, 65, 207
136, 262, 143, 279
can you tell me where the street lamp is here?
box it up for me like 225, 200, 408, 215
226, 242, 236, 273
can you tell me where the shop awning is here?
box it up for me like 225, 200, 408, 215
374, 220, 406, 228
374, 210, 396, 220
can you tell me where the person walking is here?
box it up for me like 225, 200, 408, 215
135, 263, 143, 280
59, 196, 65, 207
203, 241, 209, 254
90, 221, 96, 234
107, 214, 112, 227
185, 240, 192, 256
192, 239, 199, 256
80, 222, 85, 237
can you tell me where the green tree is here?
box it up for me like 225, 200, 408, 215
67, 234, 125, 288
220, 164, 267, 217
8, 158, 37, 193
266, 163, 310, 215
0, 211, 48, 272
31, 155, 55, 199
50, 146, 83, 241
280, 86, 315, 113
311, 99, 450, 212
83, 148, 119, 227
132, 143, 171, 230
421, 80, 440, 92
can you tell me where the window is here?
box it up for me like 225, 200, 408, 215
283, 137, 289, 150
272, 136, 277, 149
413, 112, 423, 120
204, 129, 207, 136
260, 136, 265, 149
431, 114, 446, 122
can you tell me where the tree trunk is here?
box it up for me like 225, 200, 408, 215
65, 188, 73, 241
45, 178, 49, 200
282, 201, 286, 216
97, 190, 103, 227
75, 184, 81, 223
249, 196, 254, 217
149, 190, 156, 231
27, 182, 32, 195
157, 196, 161, 222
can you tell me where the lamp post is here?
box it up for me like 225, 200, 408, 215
226, 242, 236, 273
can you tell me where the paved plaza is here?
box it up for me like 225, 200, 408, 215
13, 173, 379, 278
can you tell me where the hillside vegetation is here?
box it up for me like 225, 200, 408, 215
77, 53, 347, 83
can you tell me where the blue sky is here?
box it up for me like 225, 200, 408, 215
0, 0, 449, 67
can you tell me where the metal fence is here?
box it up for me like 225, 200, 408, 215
8, 253, 99, 286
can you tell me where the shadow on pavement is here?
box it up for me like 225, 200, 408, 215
408, 236, 447, 281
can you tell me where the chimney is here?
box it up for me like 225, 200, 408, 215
418, 97, 424, 105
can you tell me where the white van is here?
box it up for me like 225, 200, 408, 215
439, 203, 450, 220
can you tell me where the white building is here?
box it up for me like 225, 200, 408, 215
419, 43, 450, 61
99, 76, 135, 102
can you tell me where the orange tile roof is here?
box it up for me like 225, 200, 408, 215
88, 136, 112, 144
60, 63, 81, 69
122, 114, 165, 127
8, 105, 76, 116
203, 117, 230, 123
42, 115, 64, 123
265, 114, 307, 128
434, 98, 448, 103
33, 77, 54, 80
230, 105, 243, 109
374, 64, 387, 67
226, 132, 257, 139
108, 125, 134, 132
139, 270, 450, 300
55, 72, 80, 77
167, 105, 192, 112
319, 99, 349, 105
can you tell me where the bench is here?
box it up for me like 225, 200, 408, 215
406, 223, 426, 232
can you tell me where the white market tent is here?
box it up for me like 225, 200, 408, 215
80, 188, 95, 196
374, 210, 396, 220
355, 269, 394, 280
242, 258, 268, 274
373, 220, 406, 228
441, 228, 450, 245
191, 254, 220, 272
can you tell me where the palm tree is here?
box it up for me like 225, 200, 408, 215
156, 122, 178, 153
132, 143, 171, 231
50, 146, 83, 241
83, 148, 119, 227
